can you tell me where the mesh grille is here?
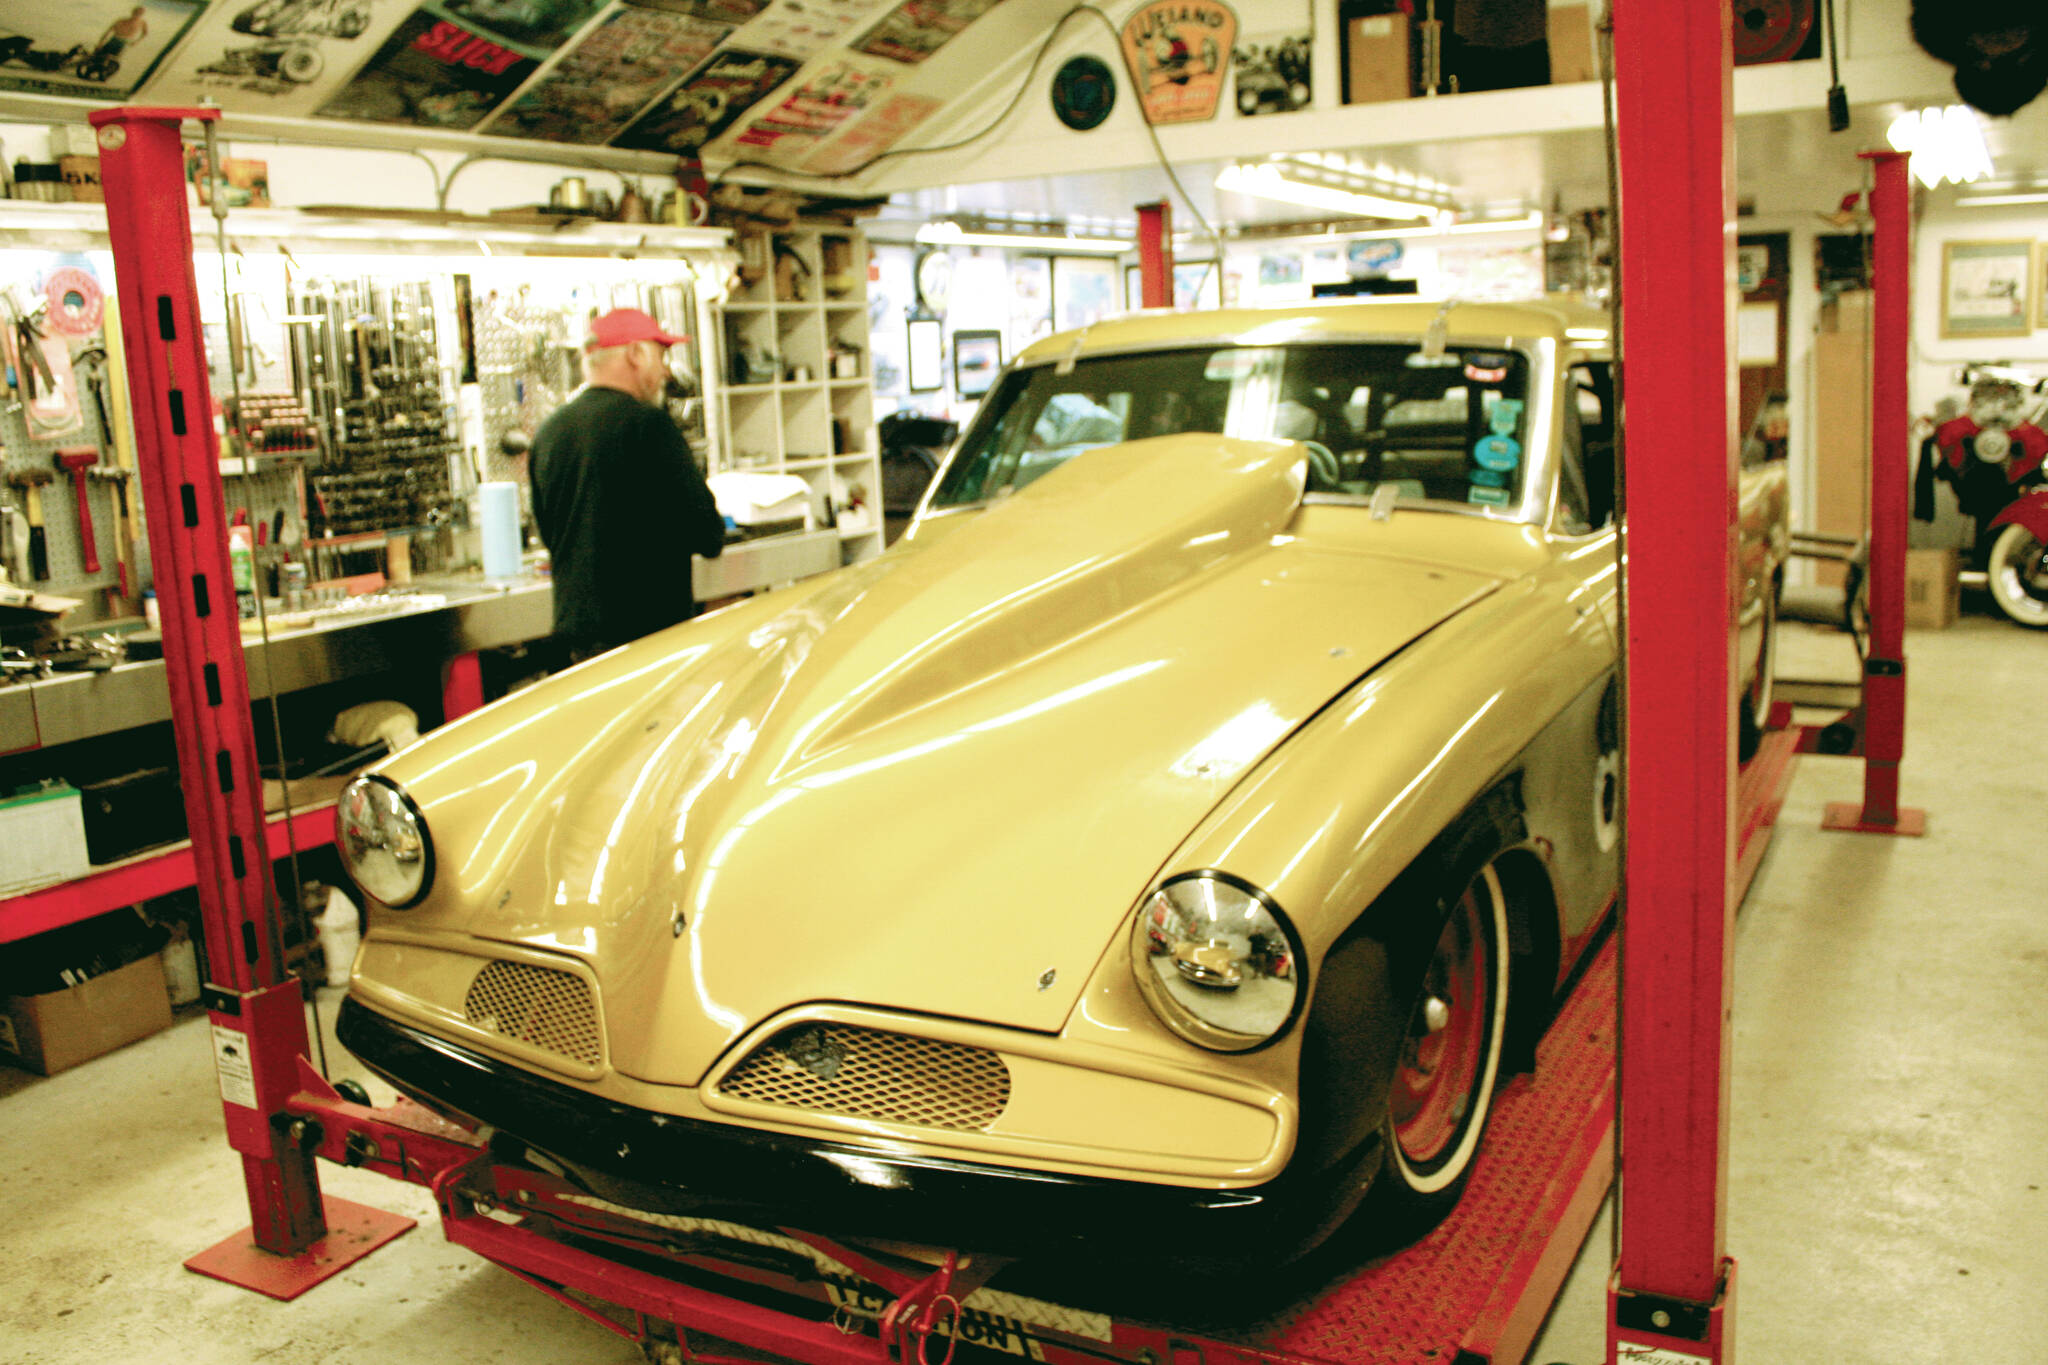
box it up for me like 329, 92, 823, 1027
718, 1024, 1010, 1132
462, 960, 601, 1067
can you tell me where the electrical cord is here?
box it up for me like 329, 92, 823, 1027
710, 3, 1227, 265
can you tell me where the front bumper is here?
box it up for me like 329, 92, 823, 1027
337, 997, 1379, 1269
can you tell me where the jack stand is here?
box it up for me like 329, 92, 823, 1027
1609, 1259, 1737, 1365
186, 1198, 417, 1302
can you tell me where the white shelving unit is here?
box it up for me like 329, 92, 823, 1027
713, 226, 884, 564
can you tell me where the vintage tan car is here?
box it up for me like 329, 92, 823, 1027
335, 300, 1784, 1275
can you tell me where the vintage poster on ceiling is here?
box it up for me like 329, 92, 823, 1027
317, 7, 542, 128
1220, 7, 1302, 116
728, 0, 892, 61
0, 0, 205, 100
484, 4, 731, 143
145, 0, 409, 116
1117, 0, 1235, 124
853, 0, 1003, 65
431, 0, 608, 52
727, 57, 891, 158
634, 0, 770, 21
612, 47, 797, 151
799, 90, 937, 174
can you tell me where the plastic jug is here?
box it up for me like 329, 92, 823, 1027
316, 884, 361, 988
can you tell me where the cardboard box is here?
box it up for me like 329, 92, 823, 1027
1346, 13, 1412, 104
0, 781, 89, 895
1905, 547, 1960, 629
185, 147, 271, 208
57, 154, 103, 203
0, 953, 172, 1076
1548, 4, 1596, 84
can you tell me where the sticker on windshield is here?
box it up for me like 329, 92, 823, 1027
1467, 484, 1512, 507
1464, 352, 1512, 383
1487, 397, 1524, 434
1473, 433, 1521, 471
1202, 349, 1266, 382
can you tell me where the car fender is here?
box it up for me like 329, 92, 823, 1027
1989, 490, 2048, 542
1060, 556, 1614, 1118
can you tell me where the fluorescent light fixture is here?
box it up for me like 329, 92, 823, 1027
1329, 210, 1545, 242
1956, 190, 2048, 207
915, 219, 1133, 254
1217, 161, 1455, 222
1566, 326, 1610, 342
1885, 105, 1993, 189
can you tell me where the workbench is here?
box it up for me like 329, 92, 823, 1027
1, 527, 843, 752
0, 527, 845, 940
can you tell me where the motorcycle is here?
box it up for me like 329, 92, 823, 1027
1914, 365, 2048, 628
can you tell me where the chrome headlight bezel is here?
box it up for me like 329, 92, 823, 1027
1129, 871, 1308, 1054
336, 774, 434, 909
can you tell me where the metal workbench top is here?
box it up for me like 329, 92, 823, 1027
0, 528, 846, 752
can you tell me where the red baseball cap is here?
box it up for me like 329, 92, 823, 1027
585, 307, 686, 350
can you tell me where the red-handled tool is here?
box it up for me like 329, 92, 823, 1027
55, 445, 100, 574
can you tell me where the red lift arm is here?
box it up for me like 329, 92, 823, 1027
90, 106, 414, 1297
1608, 2, 1739, 1360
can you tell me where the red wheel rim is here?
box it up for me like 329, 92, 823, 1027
1390, 886, 1490, 1167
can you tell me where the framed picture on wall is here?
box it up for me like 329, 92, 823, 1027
907, 316, 944, 392
952, 329, 1003, 397
1940, 239, 2032, 338
2037, 242, 2048, 331
1052, 255, 1118, 332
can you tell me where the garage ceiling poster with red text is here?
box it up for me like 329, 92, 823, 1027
728, 56, 891, 161
484, 3, 732, 143
1118, 0, 1235, 124
318, 0, 605, 129
799, 89, 938, 173
0, 0, 206, 100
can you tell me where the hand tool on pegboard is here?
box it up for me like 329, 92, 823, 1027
6, 466, 53, 579
91, 466, 134, 601
55, 446, 101, 574
1, 492, 26, 584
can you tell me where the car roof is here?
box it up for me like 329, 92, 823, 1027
1013, 297, 1612, 366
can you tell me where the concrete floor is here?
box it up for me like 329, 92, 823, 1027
3, 615, 2043, 1365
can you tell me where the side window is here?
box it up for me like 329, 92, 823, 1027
1570, 362, 1617, 529
1556, 378, 1595, 534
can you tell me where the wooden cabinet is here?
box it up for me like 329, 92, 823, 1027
713, 227, 884, 564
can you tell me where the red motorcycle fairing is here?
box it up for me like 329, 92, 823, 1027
1988, 490, 2048, 542
1933, 415, 2048, 482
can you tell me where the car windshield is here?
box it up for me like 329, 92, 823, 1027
927, 340, 1535, 514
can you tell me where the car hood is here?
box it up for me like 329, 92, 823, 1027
380, 435, 1506, 1086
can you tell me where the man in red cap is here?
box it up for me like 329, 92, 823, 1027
529, 307, 725, 660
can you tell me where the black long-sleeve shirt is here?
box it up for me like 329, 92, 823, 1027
529, 386, 724, 650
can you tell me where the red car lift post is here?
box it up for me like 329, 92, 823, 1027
1609, 2, 1739, 1361
89, 106, 414, 1298
1820, 150, 1925, 837
1136, 201, 1173, 309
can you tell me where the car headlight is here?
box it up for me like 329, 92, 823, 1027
336, 775, 433, 908
1130, 872, 1306, 1053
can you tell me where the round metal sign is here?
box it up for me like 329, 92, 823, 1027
1051, 54, 1117, 131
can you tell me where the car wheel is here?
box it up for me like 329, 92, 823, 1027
1372, 862, 1510, 1224
1986, 522, 2048, 628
